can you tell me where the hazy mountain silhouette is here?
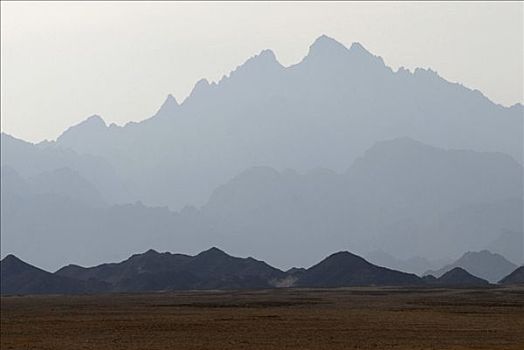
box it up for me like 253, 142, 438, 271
365, 250, 446, 276
2, 138, 521, 271
425, 250, 517, 283
1, 165, 106, 207
2, 35, 522, 293
33, 35, 523, 210
197, 138, 522, 267
56, 247, 286, 291
0, 255, 108, 295
1, 133, 129, 204
485, 230, 523, 265
428, 267, 490, 287
295, 251, 422, 287
499, 266, 524, 285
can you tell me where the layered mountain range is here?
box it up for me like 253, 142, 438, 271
424, 250, 517, 283
1, 35, 523, 271
2, 136, 521, 271
5, 248, 517, 295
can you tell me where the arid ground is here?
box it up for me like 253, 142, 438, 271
2, 286, 523, 350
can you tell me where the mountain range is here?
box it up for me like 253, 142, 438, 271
423, 267, 490, 287
55, 247, 285, 292
3, 35, 522, 211
2, 137, 522, 270
0, 255, 109, 295
52, 36, 522, 212
5, 248, 516, 295
424, 250, 517, 283
1, 35, 522, 271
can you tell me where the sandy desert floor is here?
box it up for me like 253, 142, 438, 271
2, 286, 523, 350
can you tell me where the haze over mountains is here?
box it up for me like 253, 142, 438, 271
2, 137, 521, 271
1, 35, 522, 271
424, 250, 517, 283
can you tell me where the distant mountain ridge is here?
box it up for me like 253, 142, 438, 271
486, 230, 523, 265
3, 248, 507, 295
2, 137, 522, 271
365, 250, 446, 276
0, 255, 108, 295
424, 267, 490, 287
56, 247, 285, 291
294, 251, 422, 288
0, 133, 129, 204
2, 35, 522, 273
11, 35, 520, 210
425, 250, 517, 283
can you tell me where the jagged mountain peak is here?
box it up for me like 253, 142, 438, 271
296, 249, 423, 288
223, 48, 283, 83
252, 49, 278, 64
1, 254, 45, 277
128, 248, 164, 260
425, 250, 518, 283
308, 35, 349, 56
144, 248, 161, 256
437, 267, 489, 286
82, 114, 106, 128
197, 246, 229, 258
1, 254, 25, 266
186, 78, 213, 100
325, 250, 364, 261
154, 94, 179, 116
240, 49, 280, 69
349, 41, 368, 53
458, 250, 516, 265
304, 35, 384, 69
57, 114, 107, 144
160, 94, 178, 110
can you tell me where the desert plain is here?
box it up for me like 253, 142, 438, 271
1, 286, 523, 350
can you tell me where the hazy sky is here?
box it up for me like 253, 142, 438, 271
1, 1, 523, 143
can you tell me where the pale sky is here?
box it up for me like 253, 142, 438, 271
1, 1, 523, 143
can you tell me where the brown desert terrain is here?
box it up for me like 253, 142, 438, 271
2, 286, 523, 350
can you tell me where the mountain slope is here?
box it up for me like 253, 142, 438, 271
0, 255, 107, 295
1, 133, 129, 204
432, 267, 490, 287
295, 251, 422, 287
198, 140, 522, 267
425, 250, 517, 283
499, 266, 524, 285
365, 250, 445, 276
56, 248, 286, 291
486, 230, 523, 265
47, 35, 523, 210
2, 139, 521, 271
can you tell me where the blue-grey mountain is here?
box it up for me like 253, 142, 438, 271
499, 266, 524, 285
1, 138, 521, 271
1, 35, 522, 271
13, 35, 522, 210
425, 250, 517, 283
